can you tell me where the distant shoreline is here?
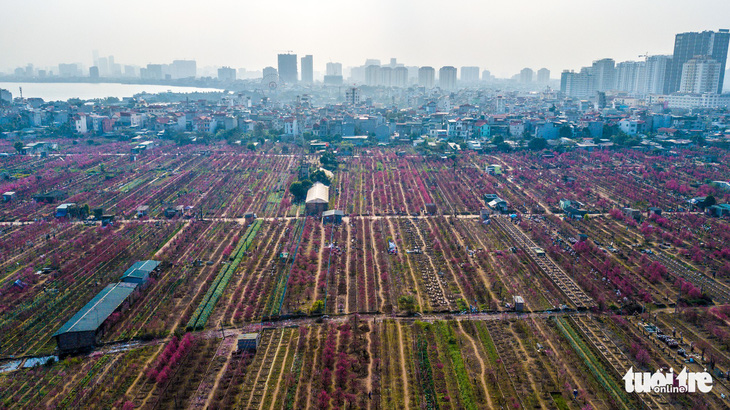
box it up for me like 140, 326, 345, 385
0, 81, 227, 101
0, 77, 231, 90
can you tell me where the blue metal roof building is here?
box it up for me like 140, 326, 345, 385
53, 282, 138, 353
120, 260, 160, 285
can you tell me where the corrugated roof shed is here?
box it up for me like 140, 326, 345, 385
305, 182, 329, 204
322, 210, 344, 217
238, 333, 260, 351
53, 282, 137, 336
121, 260, 160, 282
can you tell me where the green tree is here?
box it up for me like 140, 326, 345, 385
13, 141, 23, 153
310, 300, 324, 314
47, 122, 74, 138
80, 203, 90, 219
558, 125, 573, 138
528, 137, 547, 151
253, 122, 265, 138
398, 295, 418, 315
310, 169, 331, 185
320, 152, 338, 171
289, 179, 313, 202
703, 195, 716, 208
691, 134, 706, 146
603, 123, 619, 137
447, 153, 458, 169
339, 142, 355, 154
496, 142, 512, 152
612, 131, 630, 146
163, 128, 178, 140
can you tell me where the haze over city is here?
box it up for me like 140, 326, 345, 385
2, 0, 730, 77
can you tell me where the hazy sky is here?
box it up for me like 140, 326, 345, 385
2, 0, 729, 77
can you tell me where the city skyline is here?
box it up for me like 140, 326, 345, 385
2, 0, 730, 77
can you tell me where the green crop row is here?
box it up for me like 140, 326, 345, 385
57, 355, 111, 409
186, 220, 262, 330
554, 318, 631, 410
435, 321, 477, 410
415, 333, 438, 410
267, 191, 283, 204
263, 219, 304, 318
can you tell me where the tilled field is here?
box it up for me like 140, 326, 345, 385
2, 145, 730, 408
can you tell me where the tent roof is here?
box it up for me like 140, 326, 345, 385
306, 182, 330, 204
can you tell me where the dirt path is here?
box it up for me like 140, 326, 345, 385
266, 329, 297, 410
387, 218, 426, 311
302, 325, 324, 410
358, 166, 365, 215
395, 321, 410, 409
423, 217, 475, 303
220, 223, 276, 323
394, 169, 411, 215
369, 220, 385, 312
457, 321, 491, 408
530, 316, 601, 409
509, 323, 552, 408
410, 219, 452, 309
369, 166, 378, 214
194, 337, 235, 409
165, 225, 237, 333
344, 222, 353, 313
460, 220, 504, 307
127, 342, 166, 407
152, 220, 190, 258
360, 220, 372, 311
405, 162, 429, 212
132, 224, 234, 338
365, 325, 376, 410
312, 223, 327, 303
244, 329, 285, 409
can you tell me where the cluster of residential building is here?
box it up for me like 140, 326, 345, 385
2, 53, 517, 90
2, 77, 730, 156
560, 29, 730, 109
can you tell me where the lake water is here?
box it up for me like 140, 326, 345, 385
0, 82, 223, 102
